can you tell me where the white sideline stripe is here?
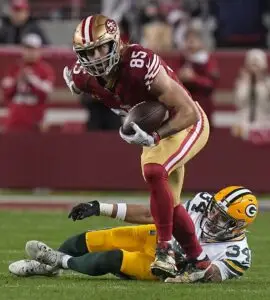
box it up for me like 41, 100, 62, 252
0, 108, 240, 127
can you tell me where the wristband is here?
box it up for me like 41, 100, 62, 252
99, 203, 113, 217
116, 203, 127, 220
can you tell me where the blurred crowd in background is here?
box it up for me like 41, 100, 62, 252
0, 0, 270, 145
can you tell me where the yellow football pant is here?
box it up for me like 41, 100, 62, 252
85, 225, 158, 280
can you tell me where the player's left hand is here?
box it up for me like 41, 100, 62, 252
119, 122, 160, 147
165, 267, 208, 283
165, 273, 193, 283
68, 200, 100, 221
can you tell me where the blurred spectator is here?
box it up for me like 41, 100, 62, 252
101, 0, 132, 23
80, 94, 121, 131
0, 33, 55, 132
140, 1, 174, 52
178, 27, 219, 128
167, 8, 189, 50
139, 0, 160, 26
101, 0, 140, 43
232, 49, 270, 144
119, 16, 131, 44
210, 0, 270, 48
0, 0, 49, 45
141, 18, 173, 52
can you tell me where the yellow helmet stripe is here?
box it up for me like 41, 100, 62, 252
222, 188, 252, 207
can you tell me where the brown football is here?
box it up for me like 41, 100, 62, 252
122, 101, 168, 135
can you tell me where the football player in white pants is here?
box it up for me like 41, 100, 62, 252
9, 186, 258, 283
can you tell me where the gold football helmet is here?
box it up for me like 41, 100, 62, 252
73, 14, 121, 76
201, 186, 258, 241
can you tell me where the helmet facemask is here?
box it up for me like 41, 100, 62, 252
75, 40, 120, 77
201, 200, 246, 242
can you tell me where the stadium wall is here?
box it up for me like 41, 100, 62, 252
0, 129, 268, 193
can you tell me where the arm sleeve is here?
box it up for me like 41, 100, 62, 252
212, 259, 249, 281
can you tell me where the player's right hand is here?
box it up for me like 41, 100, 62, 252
68, 200, 100, 221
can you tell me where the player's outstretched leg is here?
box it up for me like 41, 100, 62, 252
66, 250, 123, 276
9, 259, 59, 277
26, 240, 67, 268
143, 163, 177, 278
25, 240, 123, 277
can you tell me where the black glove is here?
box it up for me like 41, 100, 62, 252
68, 200, 100, 221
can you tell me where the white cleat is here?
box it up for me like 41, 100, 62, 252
25, 240, 64, 268
9, 259, 59, 277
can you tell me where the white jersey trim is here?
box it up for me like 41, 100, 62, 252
144, 54, 160, 90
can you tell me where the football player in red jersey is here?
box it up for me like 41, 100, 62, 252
63, 15, 210, 279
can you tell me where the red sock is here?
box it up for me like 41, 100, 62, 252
144, 163, 174, 242
173, 204, 202, 260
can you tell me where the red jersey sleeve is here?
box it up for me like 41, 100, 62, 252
124, 45, 161, 92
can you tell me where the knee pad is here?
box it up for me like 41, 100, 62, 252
143, 163, 168, 183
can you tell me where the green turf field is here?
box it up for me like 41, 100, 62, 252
0, 210, 269, 300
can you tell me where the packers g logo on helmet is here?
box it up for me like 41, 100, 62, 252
245, 204, 257, 218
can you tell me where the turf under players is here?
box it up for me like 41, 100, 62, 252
9, 186, 258, 283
